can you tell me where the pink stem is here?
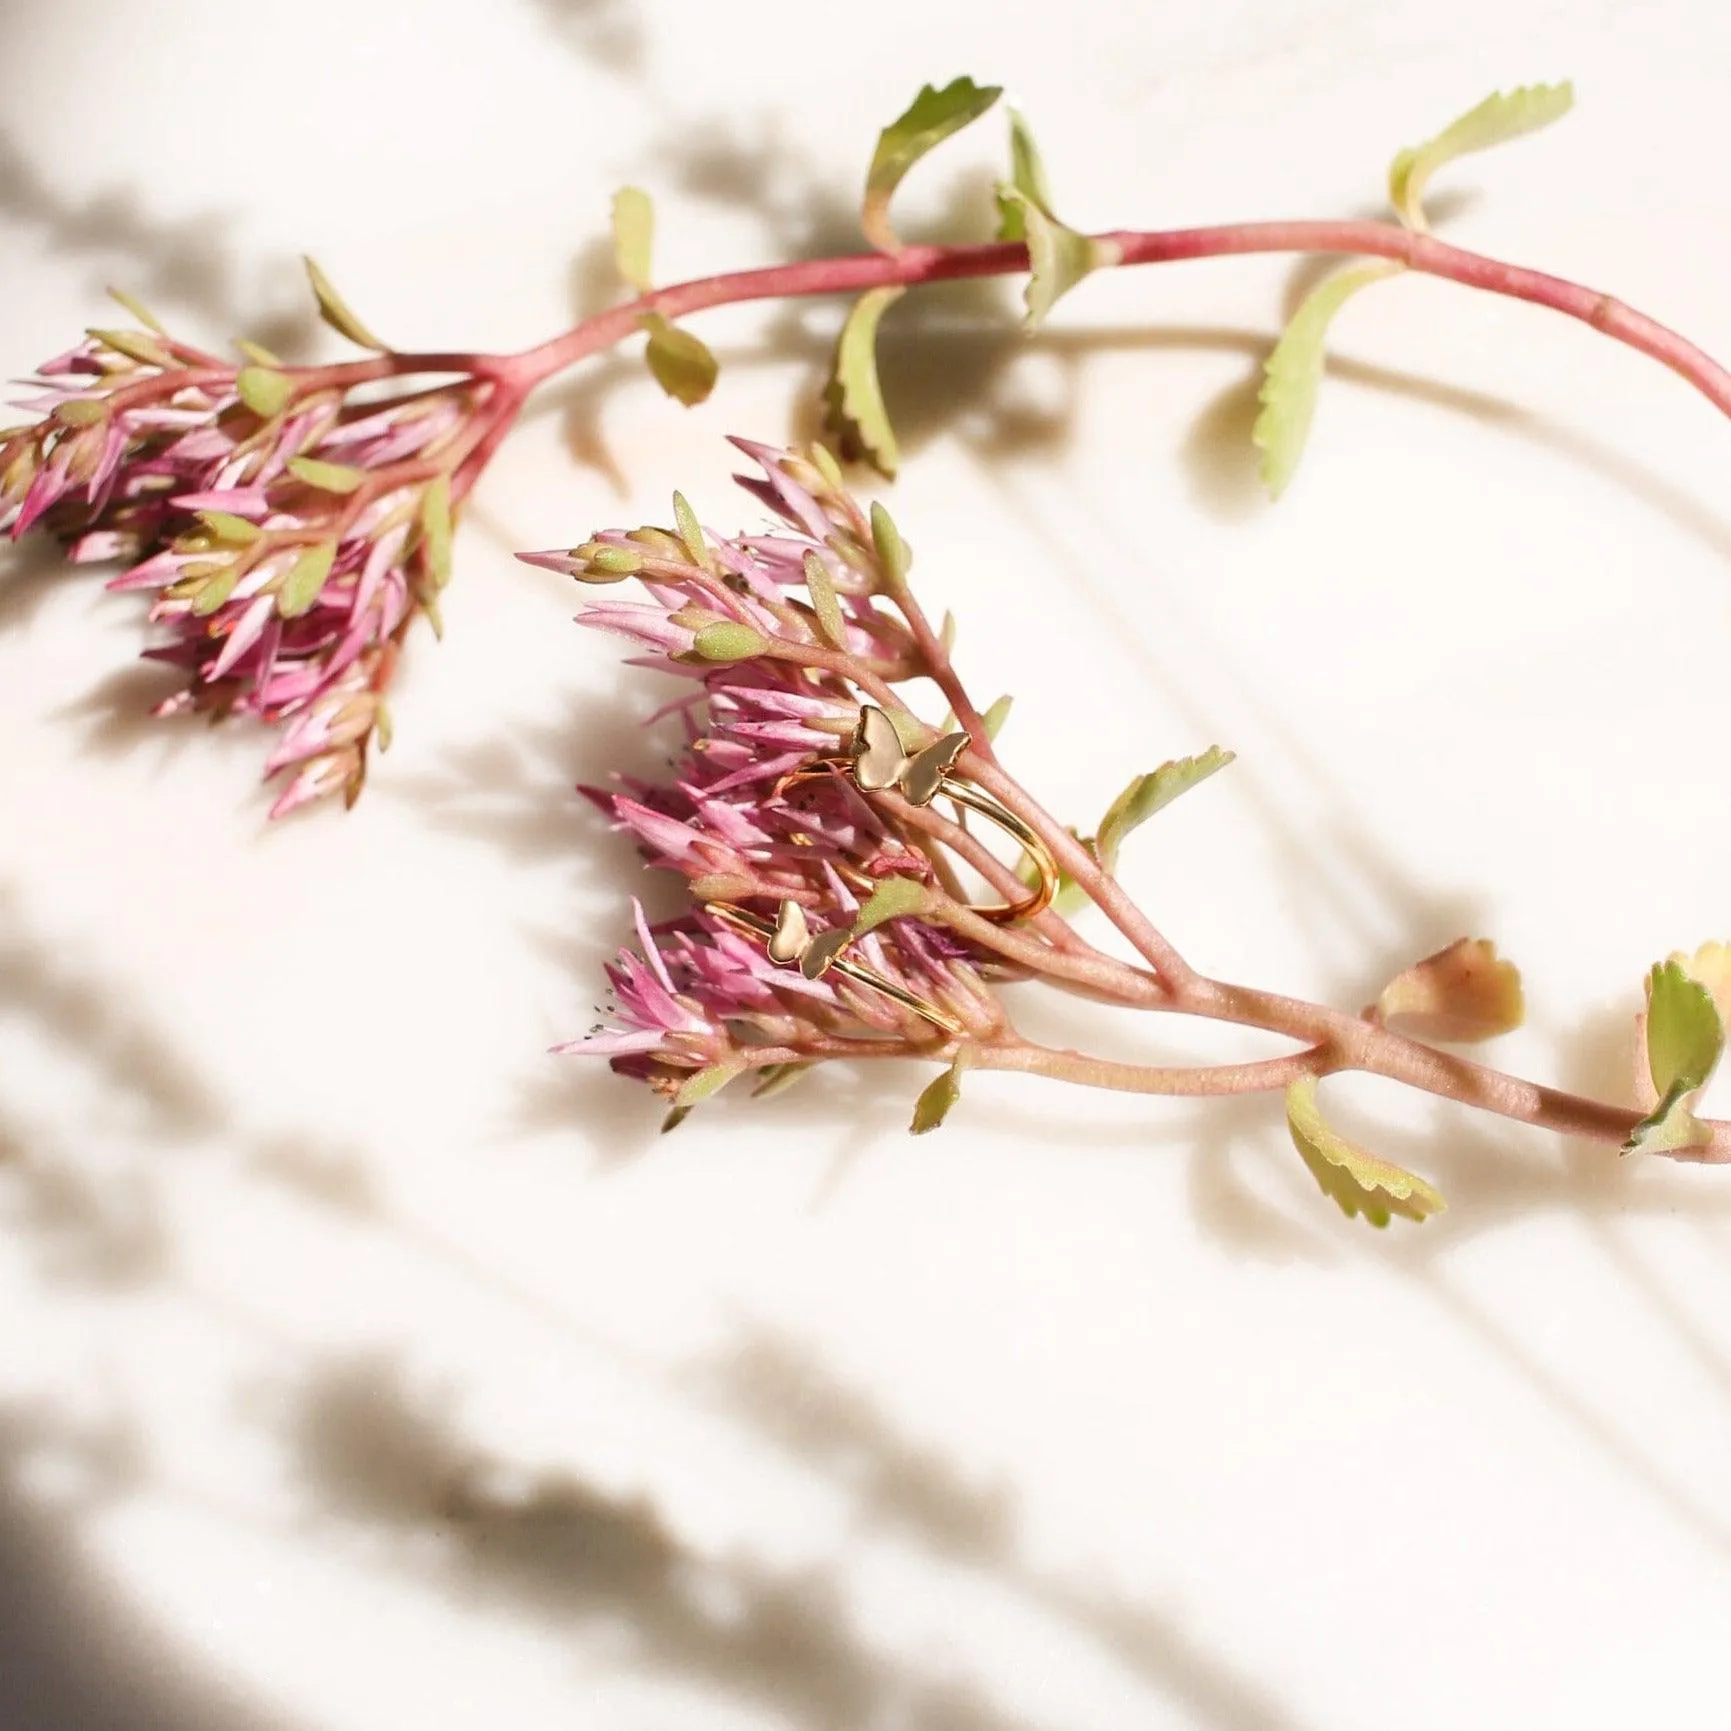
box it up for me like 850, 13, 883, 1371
979, 1039, 1323, 1097
503, 221, 1731, 420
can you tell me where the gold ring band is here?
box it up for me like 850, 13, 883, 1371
705, 900, 964, 1036
774, 704, 1057, 925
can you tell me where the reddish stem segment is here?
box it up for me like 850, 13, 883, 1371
271, 211, 1731, 1161
502, 220, 1731, 421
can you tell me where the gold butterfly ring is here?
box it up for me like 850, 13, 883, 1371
705, 899, 964, 1036
776, 705, 1058, 925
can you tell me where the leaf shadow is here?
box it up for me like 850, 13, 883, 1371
264, 1349, 1047, 1731
0, 1399, 316, 1731
0, 126, 320, 353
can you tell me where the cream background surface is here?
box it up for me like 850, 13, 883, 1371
2, 2, 1731, 1727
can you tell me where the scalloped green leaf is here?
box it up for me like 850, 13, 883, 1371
1645, 959, 1723, 1101
287, 455, 366, 494
611, 185, 655, 292
911, 1056, 965, 1134
640, 312, 718, 406
236, 366, 294, 419
823, 287, 904, 478
853, 876, 928, 937
995, 186, 1117, 329
1253, 261, 1399, 499
1286, 1078, 1446, 1227
802, 551, 847, 649
302, 255, 387, 351
1095, 746, 1235, 876
1389, 82, 1573, 231
863, 77, 1002, 253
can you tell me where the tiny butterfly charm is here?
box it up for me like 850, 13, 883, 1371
851, 704, 969, 806
766, 899, 851, 980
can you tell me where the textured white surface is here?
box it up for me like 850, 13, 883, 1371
3, 2, 1731, 1727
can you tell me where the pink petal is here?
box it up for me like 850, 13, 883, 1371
209, 593, 275, 680
172, 486, 270, 513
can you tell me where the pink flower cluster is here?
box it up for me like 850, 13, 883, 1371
522, 441, 999, 1106
2, 319, 474, 814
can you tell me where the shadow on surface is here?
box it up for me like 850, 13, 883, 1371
0, 128, 319, 353
272, 1351, 1044, 1731
258, 1335, 1323, 1731
0, 1403, 312, 1731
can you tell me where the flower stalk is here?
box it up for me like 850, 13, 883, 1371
533, 443, 1731, 1213
11, 79, 1731, 1219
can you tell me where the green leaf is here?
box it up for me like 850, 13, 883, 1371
1389, 82, 1574, 231
995, 186, 1117, 328
869, 500, 911, 586
236, 366, 294, 419
106, 285, 167, 335
1645, 959, 1723, 1101
671, 490, 713, 571
853, 876, 928, 936
692, 621, 768, 661
863, 77, 1002, 253
751, 1061, 814, 1100
374, 701, 394, 753
675, 1062, 745, 1108
287, 455, 366, 494
1095, 746, 1235, 875
802, 551, 847, 649
823, 287, 904, 478
611, 185, 655, 292
639, 312, 718, 406
660, 1105, 692, 1134
1374, 938, 1525, 1043
235, 338, 282, 368
910, 1056, 966, 1134
418, 476, 453, 588
1252, 261, 1399, 499
196, 509, 260, 545
995, 109, 1054, 242
302, 255, 387, 351
1285, 1077, 1446, 1227
1623, 1085, 1710, 1157
53, 399, 107, 428
190, 563, 241, 616
88, 327, 173, 369
980, 693, 1013, 741
572, 541, 642, 580
808, 442, 846, 492
277, 542, 336, 618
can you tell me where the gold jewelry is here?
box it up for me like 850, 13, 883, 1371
776, 705, 1058, 925
705, 898, 964, 1036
